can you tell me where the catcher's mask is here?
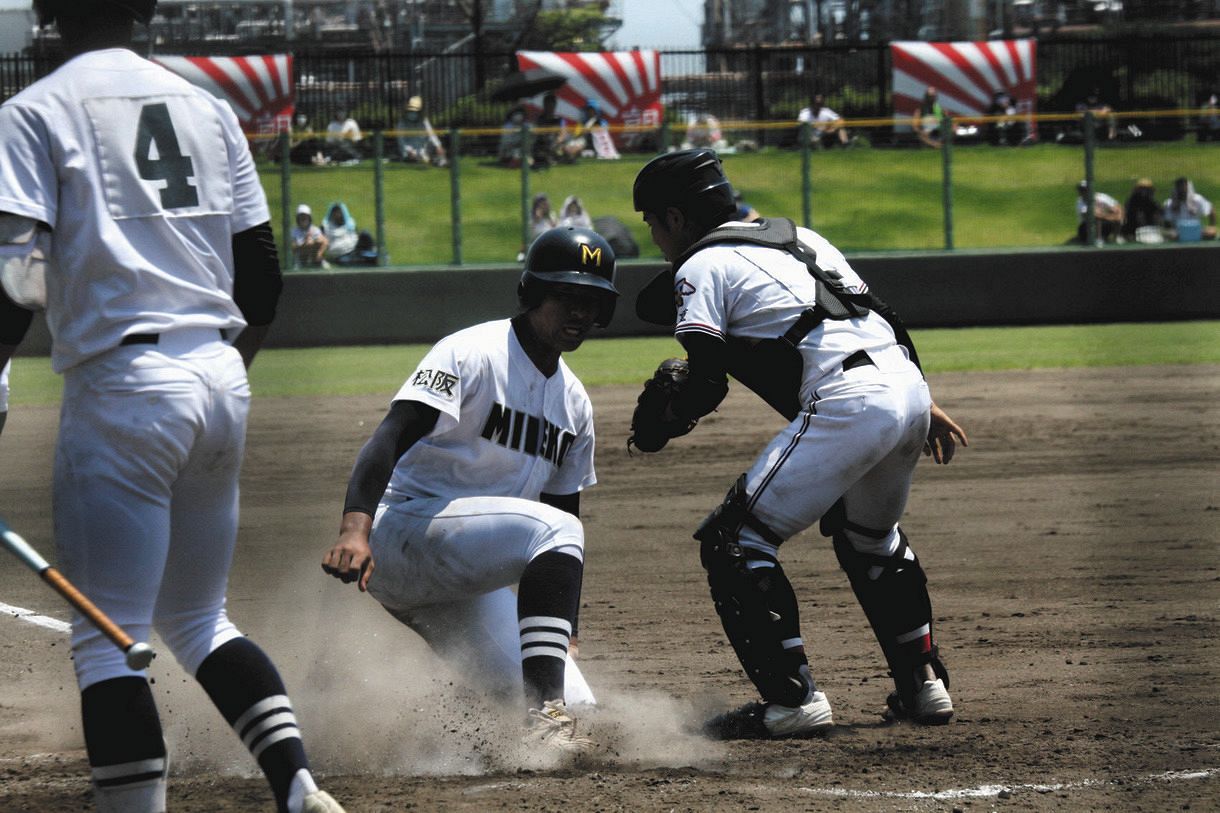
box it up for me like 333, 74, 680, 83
632, 149, 737, 228
519, 226, 619, 328
35, 0, 157, 26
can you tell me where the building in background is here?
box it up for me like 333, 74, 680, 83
20, 0, 622, 56
700, 0, 1219, 47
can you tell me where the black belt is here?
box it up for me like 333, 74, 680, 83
842, 350, 875, 371
119, 330, 223, 346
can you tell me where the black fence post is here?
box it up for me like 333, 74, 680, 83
449, 126, 462, 266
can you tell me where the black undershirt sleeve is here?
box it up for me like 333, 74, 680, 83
343, 400, 440, 517
231, 222, 283, 327
673, 332, 731, 420
540, 491, 580, 517
863, 291, 923, 373
0, 286, 33, 345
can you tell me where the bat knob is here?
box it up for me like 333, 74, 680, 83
125, 642, 156, 670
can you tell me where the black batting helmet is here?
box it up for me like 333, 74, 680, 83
35, 0, 157, 26
632, 148, 737, 228
519, 227, 619, 327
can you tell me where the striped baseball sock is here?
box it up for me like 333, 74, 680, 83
195, 638, 313, 813
81, 676, 168, 812
517, 550, 583, 707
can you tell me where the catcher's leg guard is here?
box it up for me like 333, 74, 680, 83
695, 476, 814, 708
829, 513, 947, 711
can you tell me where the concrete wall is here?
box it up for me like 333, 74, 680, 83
17, 244, 1220, 354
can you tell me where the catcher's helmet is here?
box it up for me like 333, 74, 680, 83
35, 0, 157, 26
632, 148, 737, 225
519, 227, 619, 327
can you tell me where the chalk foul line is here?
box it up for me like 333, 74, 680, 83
798, 767, 1219, 800
0, 601, 71, 633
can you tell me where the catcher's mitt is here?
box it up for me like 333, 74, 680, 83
628, 357, 699, 453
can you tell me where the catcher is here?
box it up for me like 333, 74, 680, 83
629, 149, 968, 739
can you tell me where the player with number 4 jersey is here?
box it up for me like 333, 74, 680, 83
0, 2, 342, 811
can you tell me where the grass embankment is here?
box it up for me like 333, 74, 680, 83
262, 142, 1220, 265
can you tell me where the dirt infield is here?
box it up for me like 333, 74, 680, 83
1, 366, 1218, 812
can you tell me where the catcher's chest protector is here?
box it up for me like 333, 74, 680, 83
678, 218, 872, 420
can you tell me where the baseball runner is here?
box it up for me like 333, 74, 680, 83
322, 226, 617, 754
628, 150, 968, 739
0, 3, 343, 811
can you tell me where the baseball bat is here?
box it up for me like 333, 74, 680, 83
0, 516, 156, 670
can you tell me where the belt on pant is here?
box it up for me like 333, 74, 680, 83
841, 349, 875, 371
120, 330, 223, 346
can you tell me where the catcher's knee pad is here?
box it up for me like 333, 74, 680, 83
696, 477, 810, 707
695, 474, 785, 559
832, 526, 945, 707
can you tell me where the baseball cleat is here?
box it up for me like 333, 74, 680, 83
885, 678, 954, 725
524, 699, 595, 753
705, 691, 834, 740
301, 790, 346, 813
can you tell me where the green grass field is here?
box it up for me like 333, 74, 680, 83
8, 321, 1218, 405
262, 142, 1220, 266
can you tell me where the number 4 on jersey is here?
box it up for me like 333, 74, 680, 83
135, 102, 199, 210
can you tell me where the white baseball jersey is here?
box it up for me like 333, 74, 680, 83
674, 222, 911, 397
0, 47, 267, 691
0, 360, 9, 412
385, 318, 597, 503
0, 48, 263, 372
672, 221, 930, 572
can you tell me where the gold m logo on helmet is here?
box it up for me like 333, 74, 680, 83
580, 244, 603, 266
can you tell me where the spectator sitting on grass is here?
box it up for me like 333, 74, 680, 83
1162, 177, 1217, 240
798, 94, 851, 148
396, 96, 447, 166
1074, 180, 1124, 244
325, 110, 364, 164
558, 195, 593, 230
1121, 178, 1164, 242
498, 105, 530, 168
682, 113, 728, 151
291, 204, 330, 269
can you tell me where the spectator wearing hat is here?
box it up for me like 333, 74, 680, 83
1121, 178, 1164, 242
396, 95, 447, 166
291, 204, 330, 268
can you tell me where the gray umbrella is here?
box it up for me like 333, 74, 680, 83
489, 68, 568, 102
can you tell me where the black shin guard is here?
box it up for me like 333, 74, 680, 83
518, 550, 582, 706
196, 638, 309, 813
696, 479, 813, 708
81, 677, 167, 790
832, 527, 945, 708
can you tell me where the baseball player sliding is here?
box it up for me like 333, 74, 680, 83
0, 2, 343, 811
323, 226, 618, 754
628, 150, 968, 739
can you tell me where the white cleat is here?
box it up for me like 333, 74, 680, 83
704, 691, 834, 740
301, 790, 347, 813
912, 678, 954, 724
524, 699, 595, 753
886, 678, 954, 725
763, 690, 835, 737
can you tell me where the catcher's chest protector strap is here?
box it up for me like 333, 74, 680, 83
676, 218, 870, 347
